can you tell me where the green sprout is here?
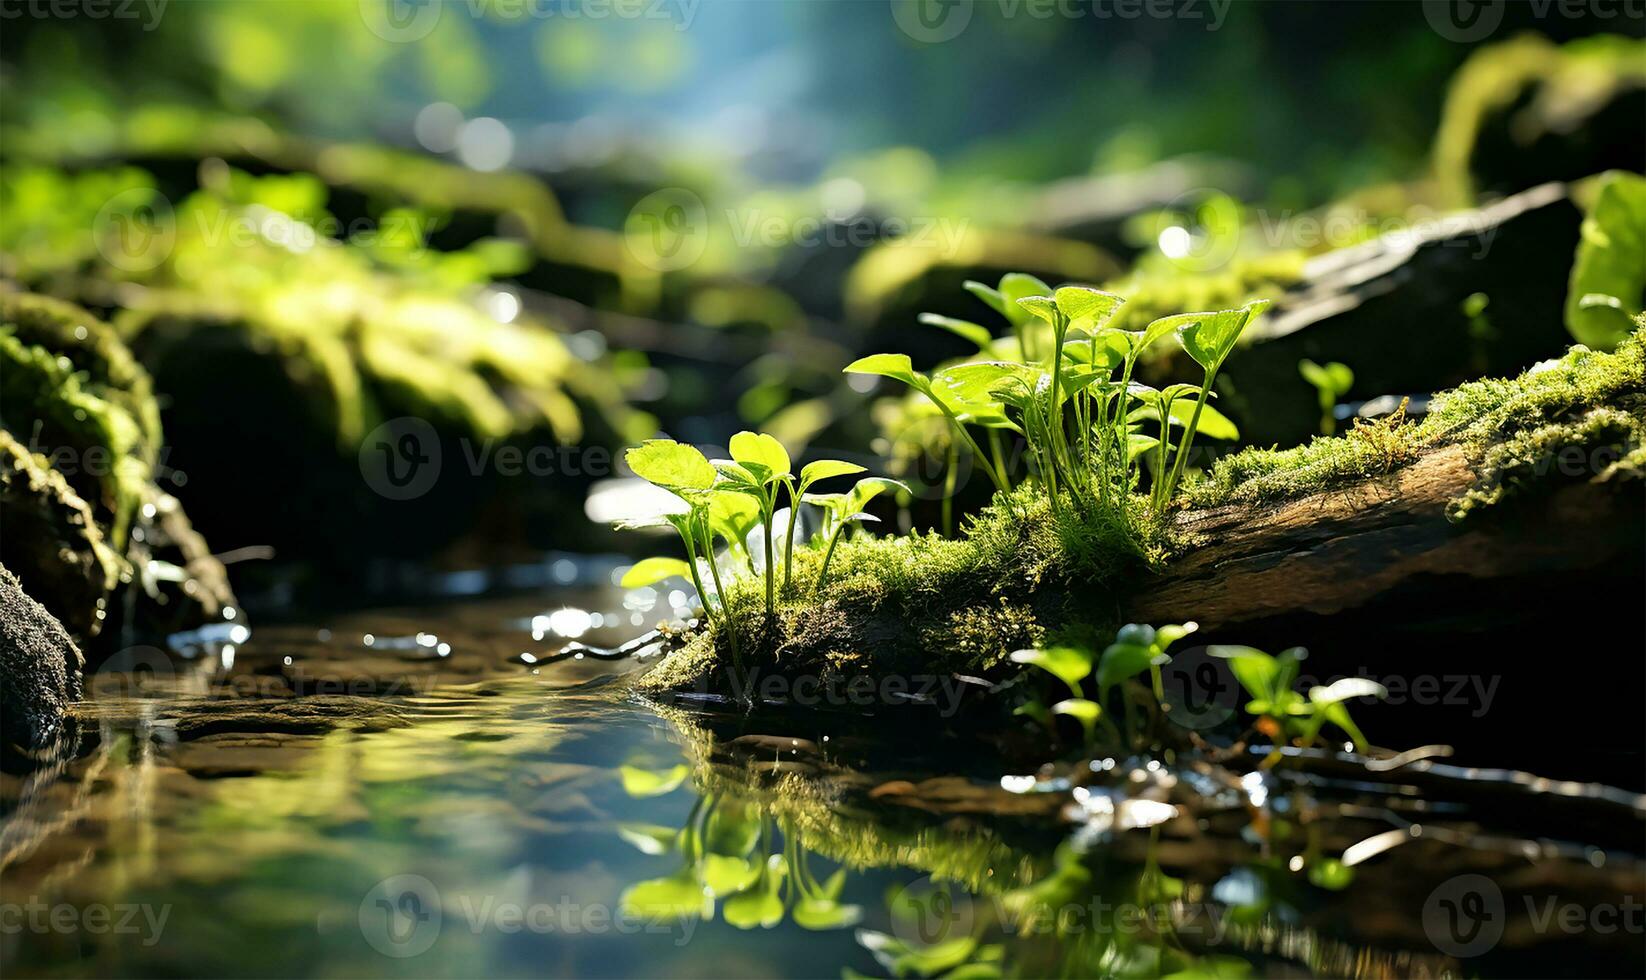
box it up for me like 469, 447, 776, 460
622, 438, 741, 666
1298, 359, 1354, 435
713, 430, 793, 619
804, 476, 909, 594
1211, 645, 1387, 766
843, 353, 1011, 495
1151, 299, 1270, 511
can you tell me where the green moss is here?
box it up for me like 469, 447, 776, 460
638, 485, 1155, 693
0, 428, 123, 641
0, 326, 151, 549
1188, 324, 1646, 514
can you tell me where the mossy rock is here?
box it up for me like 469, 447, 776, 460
0, 429, 121, 643
0, 292, 236, 649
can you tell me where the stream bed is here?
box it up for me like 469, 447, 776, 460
2, 575, 1642, 979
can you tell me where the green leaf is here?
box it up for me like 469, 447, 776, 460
1013, 699, 1054, 728
1096, 642, 1159, 699
722, 862, 786, 929
1126, 432, 1160, 463
1061, 328, 1130, 371
1210, 646, 1281, 706
1567, 170, 1646, 349
615, 823, 680, 856
1299, 359, 1354, 399
918, 313, 993, 350
844, 353, 921, 387
1170, 299, 1271, 373
1167, 399, 1240, 440
626, 439, 716, 492
620, 557, 693, 589
1309, 677, 1388, 706
1051, 697, 1101, 726
618, 764, 689, 798
797, 460, 865, 487
998, 272, 1054, 326
1010, 646, 1093, 690
1156, 622, 1199, 650
845, 476, 909, 514
620, 869, 710, 921
729, 430, 791, 479
1014, 295, 1060, 325
700, 854, 761, 897
963, 279, 1009, 319
1053, 285, 1125, 328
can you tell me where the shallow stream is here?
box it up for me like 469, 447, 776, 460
2, 571, 1641, 979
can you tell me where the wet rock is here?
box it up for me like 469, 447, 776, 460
0, 563, 83, 748
0, 292, 238, 649
1229, 182, 1585, 448
0, 428, 119, 643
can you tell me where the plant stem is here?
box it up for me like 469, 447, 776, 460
987, 427, 1008, 488
700, 521, 742, 671
679, 517, 713, 625
1161, 369, 1217, 508
781, 478, 802, 594
814, 523, 846, 594
929, 398, 1008, 494
941, 441, 957, 536
762, 494, 775, 618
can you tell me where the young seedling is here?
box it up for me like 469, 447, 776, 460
622, 438, 741, 666
843, 354, 1010, 494
714, 431, 792, 619
780, 459, 866, 592
1212, 645, 1386, 766
1096, 622, 1198, 741
805, 475, 908, 594
1009, 645, 1105, 745
1298, 359, 1354, 435
1153, 299, 1271, 510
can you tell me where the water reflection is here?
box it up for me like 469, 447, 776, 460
1, 596, 1641, 978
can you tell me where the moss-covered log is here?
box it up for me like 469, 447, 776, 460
638, 328, 1646, 696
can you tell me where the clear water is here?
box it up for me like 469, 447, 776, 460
2, 587, 1641, 978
